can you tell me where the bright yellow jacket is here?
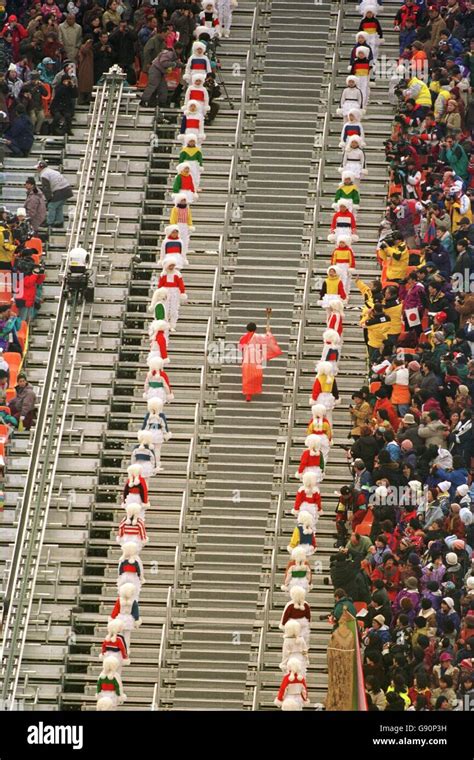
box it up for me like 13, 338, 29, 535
384, 301, 404, 336
379, 243, 409, 280
407, 76, 432, 107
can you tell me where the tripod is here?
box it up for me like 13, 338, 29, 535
214, 62, 234, 110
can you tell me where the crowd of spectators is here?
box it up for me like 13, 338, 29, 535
326, 0, 474, 711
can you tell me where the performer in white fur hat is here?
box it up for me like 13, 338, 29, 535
280, 621, 309, 675
100, 619, 130, 672
184, 41, 212, 83
293, 471, 322, 520
328, 198, 358, 244
117, 541, 145, 594
357, 0, 383, 16
171, 162, 198, 204
184, 71, 210, 113
143, 355, 174, 405
109, 582, 141, 649
340, 134, 367, 182
350, 30, 373, 67
330, 235, 357, 294
117, 503, 148, 551
179, 100, 206, 143
160, 224, 187, 268
318, 265, 347, 311
149, 286, 168, 322
274, 658, 310, 710
148, 318, 170, 364
334, 170, 361, 212
310, 361, 340, 423
141, 397, 171, 472
307, 404, 332, 465
358, 3, 384, 63
217, 0, 238, 37
320, 328, 342, 376
122, 464, 149, 518
295, 434, 324, 483
350, 45, 372, 108
96, 657, 126, 710
287, 510, 316, 556
199, 0, 221, 34
339, 108, 365, 149
281, 553, 313, 601
157, 255, 188, 331
178, 132, 203, 191
130, 430, 158, 479
326, 298, 344, 339
338, 75, 364, 117
169, 192, 195, 257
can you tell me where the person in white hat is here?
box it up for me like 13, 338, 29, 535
217, 0, 238, 37
339, 108, 365, 150
168, 193, 195, 257
350, 31, 373, 68
280, 621, 309, 676
157, 255, 187, 331
178, 133, 203, 192
140, 397, 171, 472
179, 99, 206, 143
199, 0, 221, 35
130, 430, 158, 479
334, 171, 361, 213
340, 134, 367, 182
328, 199, 358, 244
183, 71, 210, 114
159, 225, 187, 269
358, 4, 384, 64
183, 40, 212, 83
349, 45, 373, 108
330, 235, 356, 294
338, 75, 365, 117
171, 161, 198, 204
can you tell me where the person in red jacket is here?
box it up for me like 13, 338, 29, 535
1, 16, 28, 61
14, 265, 45, 321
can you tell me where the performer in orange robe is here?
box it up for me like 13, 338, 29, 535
238, 322, 282, 401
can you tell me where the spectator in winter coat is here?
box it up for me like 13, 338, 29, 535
3, 105, 33, 156
8, 373, 37, 429
20, 72, 48, 134
93, 32, 115, 82
418, 411, 449, 448
50, 74, 77, 135
109, 21, 137, 84
24, 177, 47, 232
36, 160, 74, 228
58, 14, 82, 61
140, 45, 183, 108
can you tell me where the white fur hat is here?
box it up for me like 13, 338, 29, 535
355, 31, 368, 43
183, 132, 199, 146
335, 233, 353, 247
334, 197, 353, 211
346, 134, 362, 148
100, 657, 119, 678
316, 360, 334, 376
127, 463, 142, 483
356, 45, 370, 58
297, 510, 314, 529
287, 657, 304, 677
347, 107, 362, 121
137, 429, 154, 447
327, 264, 341, 277
323, 328, 341, 345
289, 579, 306, 601
161, 254, 180, 271
194, 24, 212, 39
191, 71, 206, 84
363, 2, 379, 14
305, 434, 321, 450
311, 404, 327, 418
149, 319, 169, 335
125, 503, 142, 519
184, 99, 202, 112
192, 41, 207, 55
173, 193, 189, 206
16, 207, 27, 217
290, 546, 306, 568
147, 397, 164, 413
284, 620, 302, 638
340, 170, 356, 184
329, 299, 344, 313
346, 75, 358, 85
201, 0, 215, 8
176, 161, 192, 174
118, 582, 137, 601
302, 471, 318, 488
164, 224, 181, 237
147, 355, 164, 371
121, 541, 138, 559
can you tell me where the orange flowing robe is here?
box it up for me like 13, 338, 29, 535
239, 331, 282, 396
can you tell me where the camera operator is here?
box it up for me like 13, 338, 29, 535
13, 262, 45, 321
203, 71, 221, 125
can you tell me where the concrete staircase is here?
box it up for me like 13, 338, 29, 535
253, 0, 400, 708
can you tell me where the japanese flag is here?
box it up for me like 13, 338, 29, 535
405, 307, 421, 327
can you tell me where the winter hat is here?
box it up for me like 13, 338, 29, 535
346, 75, 358, 86
407, 361, 420, 372
184, 99, 201, 113
356, 45, 370, 58
340, 170, 356, 184
355, 31, 368, 43
201, 0, 216, 8
164, 224, 180, 237
373, 614, 386, 626
161, 255, 180, 271
401, 439, 413, 451
183, 132, 199, 146
466, 577, 474, 591
456, 484, 469, 498
191, 71, 206, 84
346, 134, 362, 149
347, 107, 363, 121
442, 596, 455, 609
335, 198, 353, 211
445, 552, 458, 566
173, 192, 188, 206
15, 208, 26, 217
405, 576, 419, 590
437, 481, 451, 493
7, 63, 16, 73
176, 161, 192, 175
191, 41, 207, 55
439, 652, 453, 662
460, 508, 474, 526
402, 412, 416, 424
408, 553, 421, 566
304, 434, 321, 451
457, 385, 469, 396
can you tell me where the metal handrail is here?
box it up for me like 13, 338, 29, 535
251, 588, 269, 711
154, 585, 172, 710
